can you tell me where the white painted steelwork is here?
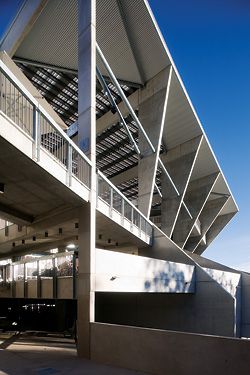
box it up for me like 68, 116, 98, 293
97, 171, 153, 245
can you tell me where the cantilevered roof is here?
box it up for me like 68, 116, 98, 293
0, 0, 238, 253
3, 0, 171, 84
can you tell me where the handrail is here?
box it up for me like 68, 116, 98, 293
97, 170, 153, 241
97, 170, 151, 225
0, 60, 92, 167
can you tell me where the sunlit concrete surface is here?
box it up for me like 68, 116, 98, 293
0, 0, 242, 371
0, 333, 148, 375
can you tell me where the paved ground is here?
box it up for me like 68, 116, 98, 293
0, 332, 148, 375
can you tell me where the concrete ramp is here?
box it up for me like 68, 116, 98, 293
91, 322, 250, 375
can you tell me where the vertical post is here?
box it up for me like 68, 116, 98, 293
131, 208, 134, 232
33, 108, 40, 161
72, 252, 76, 300
121, 199, 124, 225
52, 257, 57, 299
11, 264, 15, 298
77, 0, 96, 359
37, 260, 41, 299
67, 144, 72, 186
23, 263, 26, 298
110, 187, 113, 217
139, 215, 142, 237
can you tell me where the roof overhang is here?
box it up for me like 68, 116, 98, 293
0, 0, 238, 252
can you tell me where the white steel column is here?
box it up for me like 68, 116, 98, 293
138, 66, 172, 218
77, 0, 96, 359
161, 136, 203, 237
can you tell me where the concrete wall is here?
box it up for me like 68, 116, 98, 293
95, 249, 195, 293
96, 268, 235, 337
57, 276, 73, 299
41, 278, 53, 299
27, 279, 37, 298
241, 273, 250, 337
91, 322, 250, 375
15, 280, 24, 298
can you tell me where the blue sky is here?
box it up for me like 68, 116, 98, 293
0, 0, 23, 38
0, 1, 249, 270
149, 0, 250, 270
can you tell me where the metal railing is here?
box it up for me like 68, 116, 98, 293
97, 171, 153, 240
0, 62, 91, 189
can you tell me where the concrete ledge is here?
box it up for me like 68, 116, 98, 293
91, 322, 250, 375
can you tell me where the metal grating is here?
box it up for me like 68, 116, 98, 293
17, 62, 135, 126
16, 61, 140, 190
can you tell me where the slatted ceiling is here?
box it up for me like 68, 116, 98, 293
16, 61, 140, 192
17, 62, 79, 126
17, 61, 135, 127
118, 178, 139, 200
96, 114, 139, 179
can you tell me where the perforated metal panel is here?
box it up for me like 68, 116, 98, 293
15, 0, 78, 70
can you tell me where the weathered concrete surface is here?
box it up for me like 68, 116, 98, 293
91, 322, 250, 375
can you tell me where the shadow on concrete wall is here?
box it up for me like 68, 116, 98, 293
143, 258, 195, 293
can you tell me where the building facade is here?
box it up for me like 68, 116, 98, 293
0, 1, 249, 374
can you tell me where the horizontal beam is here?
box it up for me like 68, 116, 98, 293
0, 203, 34, 225
0, 236, 76, 258
14, 57, 142, 89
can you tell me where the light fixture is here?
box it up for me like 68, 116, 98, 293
0, 183, 4, 194
66, 243, 76, 250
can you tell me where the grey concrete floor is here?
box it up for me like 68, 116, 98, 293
0, 333, 148, 375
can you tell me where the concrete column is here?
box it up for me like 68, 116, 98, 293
77, 0, 96, 359
138, 67, 172, 218
161, 136, 203, 237
185, 196, 229, 252
172, 172, 219, 247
